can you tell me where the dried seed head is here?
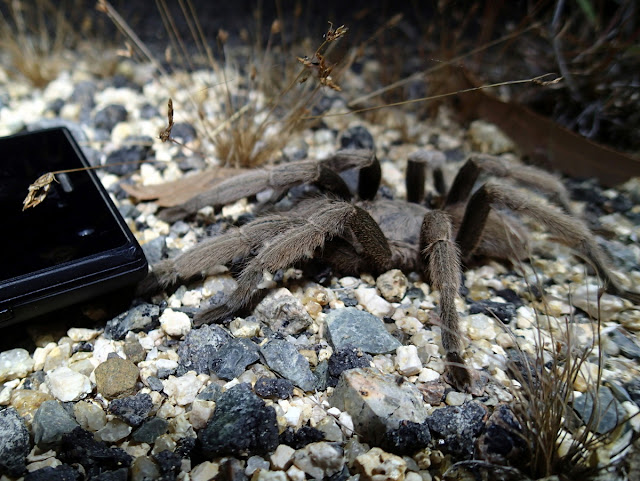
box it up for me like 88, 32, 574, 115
159, 98, 174, 143
23, 172, 56, 210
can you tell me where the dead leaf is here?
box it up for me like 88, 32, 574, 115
121, 167, 247, 207
449, 69, 640, 187
23, 172, 56, 210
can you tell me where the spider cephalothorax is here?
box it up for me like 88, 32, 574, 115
138, 149, 640, 391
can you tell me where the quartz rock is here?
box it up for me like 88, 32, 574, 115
0, 348, 34, 383
45, 366, 92, 402
354, 447, 406, 481
159, 308, 192, 337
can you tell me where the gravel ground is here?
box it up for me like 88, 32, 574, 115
1, 30, 640, 481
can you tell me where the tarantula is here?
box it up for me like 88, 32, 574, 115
138, 149, 639, 391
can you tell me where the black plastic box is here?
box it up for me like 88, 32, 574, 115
0, 127, 148, 327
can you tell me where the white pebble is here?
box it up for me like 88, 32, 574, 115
0, 348, 34, 383
67, 328, 100, 342
417, 368, 440, 382
466, 314, 496, 341
46, 366, 92, 402
354, 287, 394, 318
395, 345, 422, 376
445, 391, 471, 406
159, 309, 192, 337
270, 444, 295, 470
163, 372, 205, 405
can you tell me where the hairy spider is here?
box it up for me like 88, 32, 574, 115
138, 149, 640, 391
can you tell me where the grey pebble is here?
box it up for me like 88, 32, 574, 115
260, 339, 317, 392
105, 303, 160, 340
177, 324, 231, 375
132, 417, 169, 444
0, 407, 30, 477
427, 401, 488, 460
210, 338, 260, 380
325, 307, 402, 354
572, 386, 625, 434
32, 400, 79, 450
94, 104, 128, 132
109, 393, 153, 427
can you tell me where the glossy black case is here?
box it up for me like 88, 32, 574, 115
0, 127, 148, 327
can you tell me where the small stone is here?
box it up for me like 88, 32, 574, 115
573, 387, 625, 434
476, 404, 526, 465
73, 401, 107, 432
354, 447, 406, 481
198, 383, 279, 457
381, 420, 431, 456
10, 389, 54, 426
0, 407, 30, 477
24, 464, 82, 481
395, 345, 422, 376
197, 383, 223, 401
130, 456, 161, 481
316, 416, 344, 442
94, 357, 140, 400
67, 328, 100, 342
327, 346, 372, 387
132, 417, 169, 444
254, 377, 295, 400
159, 308, 192, 337
0, 348, 34, 383
292, 442, 344, 479
190, 461, 219, 481
245, 455, 270, 476
170, 122, 197, 142
32, 401, 79, 449
270, 444, 296, 470
109, 393, 153, 427
254, 288, 313, 335
427, 401, 488, 459
570, 284, 626, 321
330, 367, 428, 445
94, 104, 127, 131
279, 426, 324, 449
59, 427, 132, 475
189, 399, 215, 430
468, 300, 517, 324
325, 307, 402, 354
123, 338, 146, 364
105, 304, 160, 340
163, 371, 205, 406
260, 339, 317, 392
210, 338, 260, 380
94, 418, 132, 443
177, 324, 231, 375
43, 344, 71, 372
354, 287, 395, 318
376, 270, 408, 302
229, 318, 262, 338
465, 314, 497, 341
445, 391, 471, 406
45, 367, 92, 402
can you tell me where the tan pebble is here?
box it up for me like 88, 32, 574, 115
354, 447, 406, 481
11, 389, 54, 425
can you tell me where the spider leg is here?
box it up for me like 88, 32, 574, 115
456, 182, 640, 303
420, 210, 472, 392
406, 150, 447, 203
195, 197, 392, 325
158, 149, 376, 222
136, 215, 302, 295
444, 155, 574, 214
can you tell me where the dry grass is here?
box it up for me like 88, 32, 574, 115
501, 287, 636, 479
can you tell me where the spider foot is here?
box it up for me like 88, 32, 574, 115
444, 352, 484, 395
193, 302, 235, 327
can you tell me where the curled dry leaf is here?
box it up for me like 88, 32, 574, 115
23, 172, 56, 210
158, 98, 174, 143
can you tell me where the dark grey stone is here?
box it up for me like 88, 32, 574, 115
325, 307, 402, 354
197, 382, 223, 401
427, 401, 488, 460
24, 464, 81, 481
105, 144, 152, 175
0, 407, 30, 477
340, 125, 375, 151
608, 328, 640, 360
253, 377, 295, 399
91, 468, 129, 481
177, 324, 232, 375
327, 346, 373, 387
141, 236, 167, 265
94, 104, 128, 131
140, 103, 161, 119
32, 400, 79, 450
60, 427, 132, 478
105, 304, 160, 340
381, 421, 431, 456
210, 338, 260, 380
198, 383, 279, 457
109, 393, 153, 427
260, 339, 317, 392
147, 376, 165, 392
475, 404, 527, 466
573, 386, 625, 434
468, 300, 517, 323
170, 122, 197, 142
132, 417, 169, 444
